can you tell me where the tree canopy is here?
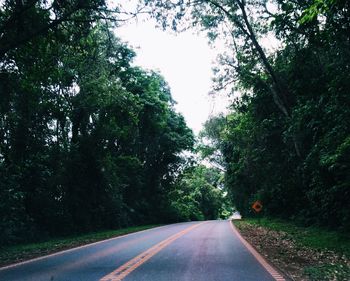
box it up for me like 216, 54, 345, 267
1, 0, 349, 246
186, 0, 350, 230
0, 1, 202, 244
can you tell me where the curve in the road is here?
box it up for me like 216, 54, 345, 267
0, 220, 287, 281
0, 225, 168, 272
100, 222, 207, 281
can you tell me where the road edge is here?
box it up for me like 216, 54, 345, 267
0, 224, 167, 271
229, 220, 286, 281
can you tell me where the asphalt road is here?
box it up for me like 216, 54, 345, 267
0, 220, 285, 281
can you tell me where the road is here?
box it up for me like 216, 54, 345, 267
0, 220, 285, 281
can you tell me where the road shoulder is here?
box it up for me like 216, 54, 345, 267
0, 224, 162, 269
233, 219, 350, 281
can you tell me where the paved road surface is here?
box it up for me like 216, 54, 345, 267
0, 220, 285, 281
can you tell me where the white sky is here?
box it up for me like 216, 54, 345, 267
115, 20, 230, 134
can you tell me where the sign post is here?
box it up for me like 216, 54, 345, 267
252, 200, 263, 224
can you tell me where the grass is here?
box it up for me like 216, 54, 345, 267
234, 218, 350, 281
234, 217, 350, 257
304, 263, 350, 281
0, 224, 161, 267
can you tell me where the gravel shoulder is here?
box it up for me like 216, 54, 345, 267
233, 219, 350, 281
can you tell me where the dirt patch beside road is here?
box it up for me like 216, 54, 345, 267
233, 219, 350, 281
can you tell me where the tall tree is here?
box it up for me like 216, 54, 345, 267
0, 3, 195, 243
157, 0, 350, 229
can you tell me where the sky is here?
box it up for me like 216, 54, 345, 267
115, 20, 230, 134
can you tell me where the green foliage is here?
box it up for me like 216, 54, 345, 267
235, 218, 350, 257
299, 0, 337, 24
168, 165, 227, 221
182, 0, 350, 231
0, 224, 161, 267
235, 218, 350, 280
305, 264, 350, 281
0, 3, 194, 244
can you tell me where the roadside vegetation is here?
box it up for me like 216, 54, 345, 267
0, 225, 160, 267
1, 0, 349, 273
234, 218, 350, 281
150, 0, 350, 232
0, 1, 226, 248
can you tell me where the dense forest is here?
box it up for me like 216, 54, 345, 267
0, 0, 227, 245
1, 0, 349, 246
160, 0, 349, 231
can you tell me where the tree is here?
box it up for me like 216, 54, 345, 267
0, 0, 145, 58
0, 4, 195, 243
169, 165, 226, 221
144, 0, 306, 155
159, 0, 350, 229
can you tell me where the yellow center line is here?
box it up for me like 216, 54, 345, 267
99, 222, 206, 281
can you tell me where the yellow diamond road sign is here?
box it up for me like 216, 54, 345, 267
252, 200, 263, 213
